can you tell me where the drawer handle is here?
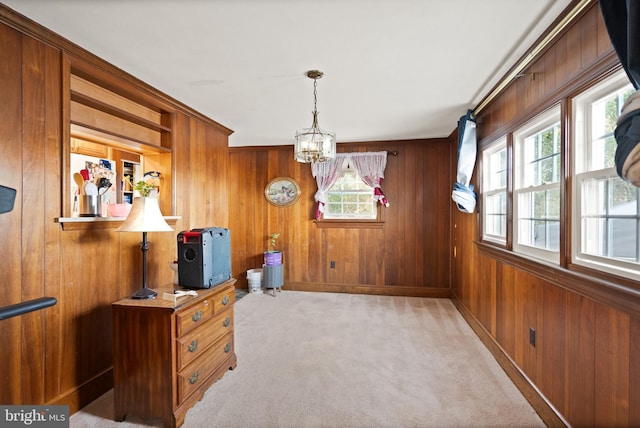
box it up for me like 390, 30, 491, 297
192, 310, 203, 322
222, 317, 231, 327
188, 340, 198, 353
224, 342, 231, 353
189, 371, 199, 384
221, 296, 230, 306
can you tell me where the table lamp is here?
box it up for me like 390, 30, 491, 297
116, 195, 173, 299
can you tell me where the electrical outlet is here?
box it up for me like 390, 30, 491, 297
330, 260, 336, 269
529, 327, 536, 347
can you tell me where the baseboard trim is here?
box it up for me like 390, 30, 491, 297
453, 299, 568, 428
284, 282, 451, 298
47, 368, 113, 414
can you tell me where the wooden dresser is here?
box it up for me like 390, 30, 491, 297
112, 279, 237, 428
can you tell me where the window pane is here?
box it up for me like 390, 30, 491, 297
517, 189, 560, 251
522, 123, 561, 187
609, 219, 637, 260
609, 178, 637, 215
589, 87, 634, 170
486, 214, 506, 237
573, 72, 640, 276
485, 192, 506, 238
325, 170, 377, 219
328, 203, 342, 213
482, 139, 507, 243
518, 218, 534, 247
518, 220, 556, 249
519, 219, 560, 251
582, 178, 606, 215
343, 203, 357, 214
487, 148, 507, 191
582, 217, 605, 256
547, 188, 560, 218
486, 193, 506, 214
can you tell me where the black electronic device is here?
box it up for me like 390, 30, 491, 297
177, 227, 231, 289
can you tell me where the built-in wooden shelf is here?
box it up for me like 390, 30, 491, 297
71, 91, 172, 133
56, 216, 180, 231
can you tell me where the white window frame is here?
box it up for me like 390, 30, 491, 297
482, 137, 507, 244
513, 106, 561, 264
323, 169, 377, 220
572, 70, 640, 280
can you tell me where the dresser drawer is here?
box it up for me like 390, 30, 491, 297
176, 297, 214, 336
213, 287, 235, 314
177, 332, 234, 404
176, 310, 233, 371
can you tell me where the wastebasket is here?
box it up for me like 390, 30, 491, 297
247, 268, 263, 293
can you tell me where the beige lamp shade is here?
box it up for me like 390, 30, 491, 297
116, 196, 173, 233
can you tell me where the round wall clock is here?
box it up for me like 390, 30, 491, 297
264, 177, 302, 207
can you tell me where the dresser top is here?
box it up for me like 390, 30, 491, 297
112, 278, 236, 310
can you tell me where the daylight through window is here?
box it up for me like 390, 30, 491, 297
513, 106, 561, 263
324, 170, 377, 220
573, 71, 639, 278
482, 138, 507, 243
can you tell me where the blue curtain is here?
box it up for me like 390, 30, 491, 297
452, 109, 477, 213
599, 0, 640, 184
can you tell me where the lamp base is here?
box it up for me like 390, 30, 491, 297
131, 287, 157, 300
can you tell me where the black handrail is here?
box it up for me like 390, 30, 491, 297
0, 297, 57, 321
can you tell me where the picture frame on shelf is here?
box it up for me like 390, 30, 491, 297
264, 177, 301, 207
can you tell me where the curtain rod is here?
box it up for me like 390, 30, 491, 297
473, 0, 592, 115
337, 150, 399, 156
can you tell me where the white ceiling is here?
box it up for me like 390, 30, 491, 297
3, 0, 572, 147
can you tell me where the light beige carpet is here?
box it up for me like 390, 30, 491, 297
71, 291, 544, 428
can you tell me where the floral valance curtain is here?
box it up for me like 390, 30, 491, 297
311, 151, 389, 220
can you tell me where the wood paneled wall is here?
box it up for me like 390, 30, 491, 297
228, 139, 452, 296
452, 2, 640, 426
0, 7, 231, 412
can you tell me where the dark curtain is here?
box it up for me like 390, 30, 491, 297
599, 0, 640, 89
599, 0, 640, 183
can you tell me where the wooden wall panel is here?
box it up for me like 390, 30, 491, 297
564, 293, 596, 426
538, 282, 567, 412
43, 41, 62, 403
172, 113, 230, 233
477, 4, 615, 144
594, 305, 630, 426
630, 316, 640, 426
0, 7, 232, 414
228, 139, 452, 296
452, 3, 640, 427
21, 34, 48, 405
0, 21, 24, 406
495, 262, 516, 357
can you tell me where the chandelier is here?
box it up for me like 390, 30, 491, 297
294, 70, 336, 163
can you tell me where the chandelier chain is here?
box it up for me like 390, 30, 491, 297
313, 78, 318, 114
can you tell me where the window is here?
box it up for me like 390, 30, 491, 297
573, 71, 638, 279
513, 106, 561, 263
482, 138, 507, 243
324, 170, 377, 220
